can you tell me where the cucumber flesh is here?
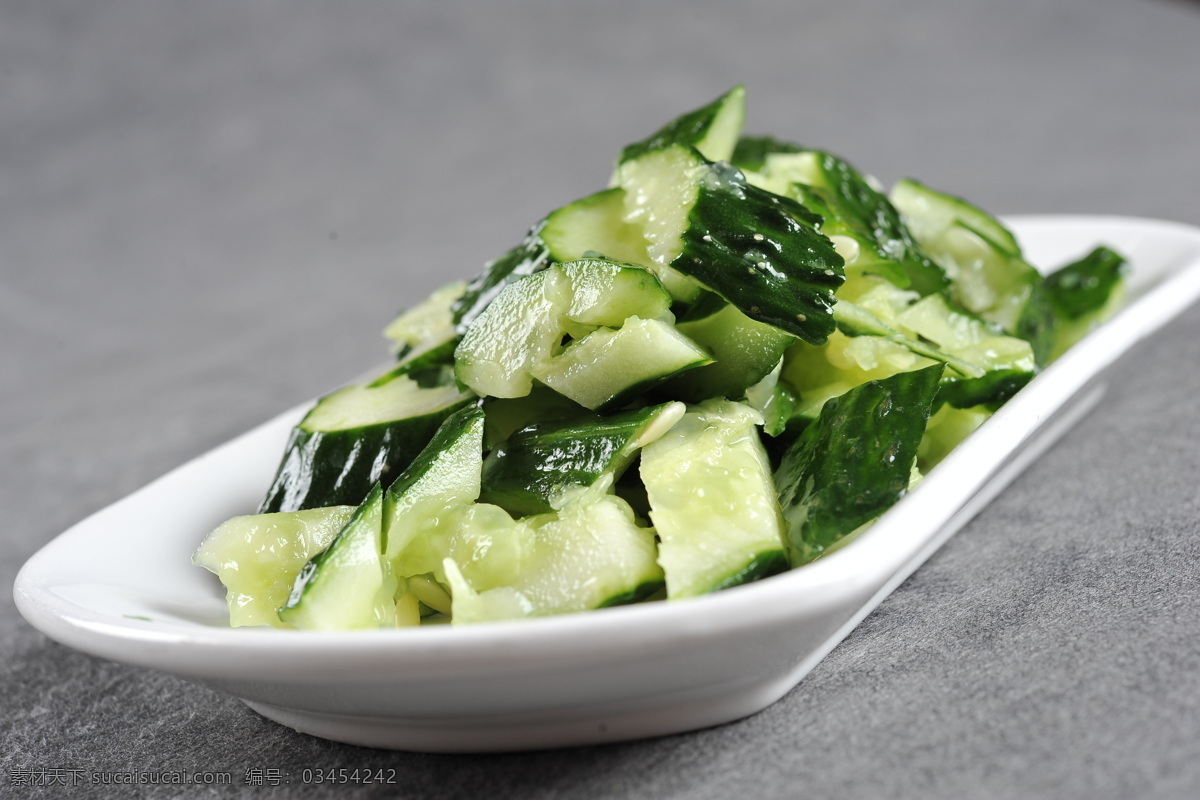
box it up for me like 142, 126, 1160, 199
480, 401, 685, 516
279, 484, 397, 630
542, 187, 650, 266
918, 404, 991, 471
776, 364, 943, 565
193, 505, 356, 628
382, 404, 485, 560
454, 259, 673, 400
890, 178, 1021, 256
383, 280, 465, 362
394, 502, 530, 593
533, 316, 712, 411
452, 221, 552, 333
444, 481, 664, 623
668, 301, 796, 402
640, 400, 789, 598
890, 179, 1043, 335
617, 85, 745, 167
259, 374, 472, 514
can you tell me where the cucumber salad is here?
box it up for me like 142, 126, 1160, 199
194, 87, 1129, 630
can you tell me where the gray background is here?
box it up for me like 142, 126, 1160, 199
3, 1, 1199, 797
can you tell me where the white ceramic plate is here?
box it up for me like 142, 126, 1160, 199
14, 216, 1200, 753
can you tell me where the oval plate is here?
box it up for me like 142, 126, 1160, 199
14, 216, 1200, 752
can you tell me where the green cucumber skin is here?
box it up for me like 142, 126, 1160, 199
385, 404, 484, 503
936, 367, 1033, 411
618, 85, 744, 165
452, 221, 551, 333
1015, 280, 1056, 366
596, 577, 667, 609
1045, 246, 1129, 321
776, 364, 943, 565
736, 137, 947, 295
259, 400, 471, 514
730, 135, 803, 172
675, 161, 845, 344
800, 152, 948, 296
705, 549, 790, 593
479, 403, 672, 517
279, 482, 386, 623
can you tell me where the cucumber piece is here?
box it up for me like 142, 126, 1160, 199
445, 482, 664, 623
383, 280, 465, 362
452, 221, 552, 333
395, 502, 530, 594
890, 179, 1045, 336
532, 316, 712, 411
890, 178, 1021, 256
279, 484, 397, 630
454, 259, 673, 399
640, 400, 789, 598
616, 144, 845, 340
377, 404, 530, 595
667, 300, 797, 402
382, 404, 485, 560
193, 505, 356, 628
541, 187, 650, 266
1044, 245, 1129, 361
776, 364, 943, 566
918, 404, 991, 471
744, 361, 800, 438
258, 373, 473, 514
482, 387, 590, 449
480, 401, 685, 516
757, 151, 949, 295
729, 135, 803, 173
783, 285, 1035, 421
617, 85, 745, 166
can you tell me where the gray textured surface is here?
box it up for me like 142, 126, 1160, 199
3, 0, 1199, 797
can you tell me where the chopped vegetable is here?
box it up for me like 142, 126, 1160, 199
195, 87, 1129, 629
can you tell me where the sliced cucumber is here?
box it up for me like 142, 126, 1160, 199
279, 484, 397, 630
616, 144, 845, 340
383, 280, 465, 362
617, 85, 745, 166
729, 135, 803, 173
667, 299, 797, 402
744, 360, 799, 438
541, 187, 650, 266
533, 316, 711, 411
382, 404, 485, 560
452, 220, 552, 333
890, 179, 1044, 336
748, 149, 948, 295
445, 481, 664, 623
480, 401, 685, 516
454, 259, 673, 399
1044, 245, 1129, 361
193, 505, 356, 628
640, 400, 789, 598
394, 502, 530, 594
482, 387, 590, 450
776, 364, 943, 565
890, 178, 1021, 255
918, 403, 991, 471
258, 372, 472, 514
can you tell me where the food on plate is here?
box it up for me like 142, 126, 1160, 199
194, 86, 1129, 629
